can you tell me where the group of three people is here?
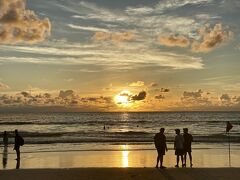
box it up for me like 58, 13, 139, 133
154, 128, 193, 169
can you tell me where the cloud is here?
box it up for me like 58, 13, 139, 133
20, 91, 31, 98
181, 89, 212, 106
126, 0, 212, 15
59, 90, 74, 98
233, 96, 240, 104
219, 94, 240, 107
158, 35, 190, 48
0, 90, 115, 110
183, 89, 203, 98
125, 6, 154, 15
220, 94, 231, 102
131, 91, 147, 101
129, 81, 145, 87
191, 24, 233, 52
161, 88, 170, 93
155, 94, 165, 100
0, 0, 51, 44
81, 96, 112, 104
150, 83, 158, 87
93, 31, 135, 43
68, 24, 109, 32
0, 82, 10, 90
157, 23, 233, 53
64, 79, 74, 83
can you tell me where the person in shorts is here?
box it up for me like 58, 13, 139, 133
174, 129, 184, 167
154, 128, 168, 168
183, 128, 193, 167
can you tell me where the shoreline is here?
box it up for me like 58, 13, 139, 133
1, 141, 239, 153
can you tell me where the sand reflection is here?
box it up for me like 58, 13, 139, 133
122, 151, 129, 167
2, 146, 8, 169
121, 145, 129, 167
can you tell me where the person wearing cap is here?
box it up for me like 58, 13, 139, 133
174, 129, 184, 167
154, 128, 168, 168
183, 128, 193, 167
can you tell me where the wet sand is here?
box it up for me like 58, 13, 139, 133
1, 143, 240, 169
1, 168, 240, 180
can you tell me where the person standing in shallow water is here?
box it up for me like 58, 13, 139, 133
174, 129, 184, 168
183, 128, 193, 167
14, 130, 23, 160
154, 128, 168, 168
3, 131, 8, 147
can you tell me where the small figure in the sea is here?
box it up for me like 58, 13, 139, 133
174, 129, 184, 168
103, 125, 106, 130
3, 131, 8, 147
183, 128, 193, 167
13, 129, 24, 160
154, 128, 168, 168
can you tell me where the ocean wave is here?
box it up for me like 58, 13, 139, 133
0, 121, 34, 125
1, 132, 239, 144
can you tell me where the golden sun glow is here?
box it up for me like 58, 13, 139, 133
120, 145, 129, 167
114, 90, 131, 106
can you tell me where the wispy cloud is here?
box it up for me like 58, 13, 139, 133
0, 82, 10, 90
93, 31, 135, 43
129, 81, 145, 87
158, 35, 190, 48
68, 24, 109, 32
0, 43, 204, 70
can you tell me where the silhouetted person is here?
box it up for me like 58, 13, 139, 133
2, 146, 8, 169
103, 125, 106, 130
154, 128, 168, 168
174, 129, 184, 167
183, 128, 193, 167
14, 129, 24, 160
3, 131, 8, 147
16, 159, 20, 169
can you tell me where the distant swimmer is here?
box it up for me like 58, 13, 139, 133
154, 128, 168, 169
174, 129, 184, 168
183, 128, 193, 167
13, 130, 24, 160
103, 125, 106, 130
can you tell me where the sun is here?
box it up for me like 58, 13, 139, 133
114, 90, 131, 106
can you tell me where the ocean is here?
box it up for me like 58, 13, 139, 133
0, 112, 239, 148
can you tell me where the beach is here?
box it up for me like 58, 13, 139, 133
1, 143, 240, 179
1, 168, 240, 180
1, 143, 240, 169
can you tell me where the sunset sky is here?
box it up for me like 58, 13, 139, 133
0, 0, 240, 112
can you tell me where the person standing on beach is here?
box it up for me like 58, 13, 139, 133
154, 128, 168, 168
14, 130, 24, 160
183, 128, 193, 167
3, 131, 8, 147
174, 129, 184, 167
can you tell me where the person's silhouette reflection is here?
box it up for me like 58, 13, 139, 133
16, 159, 20, 169
2, 146, 8, 169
